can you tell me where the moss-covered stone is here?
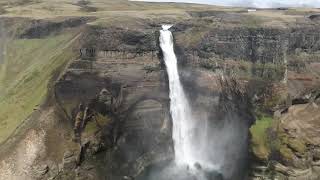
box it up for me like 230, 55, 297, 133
250, 115, 307, 165
287, 138, 306, 154
250, 116, 273, 160
83, 113, 111, 137
279, 145, 295, 162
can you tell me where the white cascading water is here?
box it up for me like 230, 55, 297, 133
160, 25, 209, 169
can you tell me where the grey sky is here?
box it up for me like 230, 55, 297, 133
132, 0, 320, 8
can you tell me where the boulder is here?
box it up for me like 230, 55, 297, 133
62, 151, 79, 171
32, 164, 49, 177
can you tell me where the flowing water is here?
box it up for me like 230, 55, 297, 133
160, 25, 214, 171
137, 25, 248, 180
160, 24, 196, 166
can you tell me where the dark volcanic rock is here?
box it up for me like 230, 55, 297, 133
53, 24, 171, 178
309, 14, 320, 21
198, 27, 288, 63
20, 17, 94, 39
80, 26, 158, 52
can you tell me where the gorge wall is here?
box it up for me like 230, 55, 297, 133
0, 9, 320, 180
55, 19, 320, 179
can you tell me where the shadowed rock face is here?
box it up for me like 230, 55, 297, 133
53, 26, 173, 179
80, 26, 159, 52
309, 14, 320, 21
19, 17, 94, 39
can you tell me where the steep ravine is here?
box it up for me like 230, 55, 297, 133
0, 12, 319, 180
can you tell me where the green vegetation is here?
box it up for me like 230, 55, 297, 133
250, 116, 273, 160
199, 59, 218, 70
84, 113, 111, 136
279, 145, 295, 161
250, 115, 307, 163
199, 59, 285, 82
176, 26, 210, 49
288, 139, 306, 154
277, 128, 306, 162
241, 15, 265, 28
253, 62, 286, 81
0, 33, 78, 143
285, 9, 318, 16
261, 93, 285, 113
276, 138, 305, 162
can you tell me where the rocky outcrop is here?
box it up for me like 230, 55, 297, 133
249, 91, 320, 180
171, 21, 320, 83
198, 28, 288, 64
20, 17, 94, 39
79, 26, 158, 52
52, 24, 173, 179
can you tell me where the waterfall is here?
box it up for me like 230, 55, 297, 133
160, 25, 206, 168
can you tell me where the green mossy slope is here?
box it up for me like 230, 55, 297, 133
0, 33, 78, 143
250, 116, 273, 160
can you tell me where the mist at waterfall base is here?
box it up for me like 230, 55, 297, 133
137, 25, 249, 180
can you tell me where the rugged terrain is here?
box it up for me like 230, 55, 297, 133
0, 0, 320, 179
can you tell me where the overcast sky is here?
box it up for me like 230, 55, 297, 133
133, 0, 320, 8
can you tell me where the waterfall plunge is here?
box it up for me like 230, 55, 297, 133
160, 25, 213, 170
159, 24, 194, 165
137, 25, 249, 180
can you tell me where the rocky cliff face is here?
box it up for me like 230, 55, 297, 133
53, 19, 320, 179
27, 23, 174, 179
0, 4, 320, 180
173, 24, 320, 79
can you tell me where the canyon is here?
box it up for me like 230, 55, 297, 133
0, 0, 320, 180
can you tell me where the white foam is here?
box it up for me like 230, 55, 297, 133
159, 25, 216, 171
161, 24, 173, 31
